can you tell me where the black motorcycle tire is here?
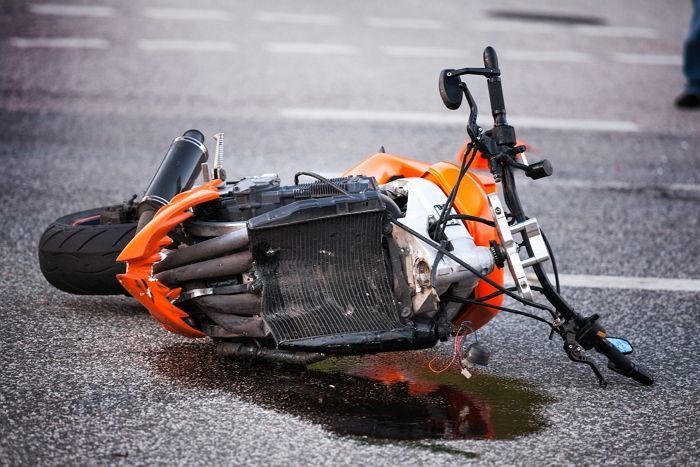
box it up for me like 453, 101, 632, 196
38, 208, 137, 295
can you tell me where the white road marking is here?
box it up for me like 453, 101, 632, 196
575, 26, 659, 39
371, 40, 680, 69
384, 46, 679, 68
266, 42, 359, 55
669, 182, 700, 193
255, 11, 338, 25
28, 4, 114, 17
365, 17, 444, 29
280, 108, 639, 133
10, 37, 109, 49
614, 53, 682, 66
382, 46, 464, 58
508, 116, 638, 132
143, 8, 232, 21
519, 274, 700, 293
137, 40, 236, 51
383, 46, 591, 63
500, 49, 593, 63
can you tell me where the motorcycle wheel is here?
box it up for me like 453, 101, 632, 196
38, 208, 137, 295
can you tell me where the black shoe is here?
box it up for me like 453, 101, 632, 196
675, 92, 700, 109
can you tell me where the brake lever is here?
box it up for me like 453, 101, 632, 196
563, 340, 608, 387
560, 322, 608, 387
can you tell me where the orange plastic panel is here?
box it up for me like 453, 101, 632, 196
343, 153, 430, 183
344, 150, 505, 331
117, 180, 222, 338
424, 164, 504, 330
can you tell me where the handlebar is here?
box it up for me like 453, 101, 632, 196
596, 338, 654, 386
442, 48, 655, 386
482, 47, 508, 127
560, 310, 655, 386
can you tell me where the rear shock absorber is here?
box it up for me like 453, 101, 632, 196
136, 129, 209, 232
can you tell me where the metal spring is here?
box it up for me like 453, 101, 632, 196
213, 133, 224, 168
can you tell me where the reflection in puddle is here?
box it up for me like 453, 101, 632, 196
151, 343, 553, 441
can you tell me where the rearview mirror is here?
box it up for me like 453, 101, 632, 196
439, 69, 463, 110
606, 337, 633, 355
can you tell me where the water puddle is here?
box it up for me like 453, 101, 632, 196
152, 343, 553, 441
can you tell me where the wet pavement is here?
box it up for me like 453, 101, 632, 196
154, 347, 553, 442
2, 0, 700, 465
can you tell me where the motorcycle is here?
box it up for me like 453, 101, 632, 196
38, 47, 653, 387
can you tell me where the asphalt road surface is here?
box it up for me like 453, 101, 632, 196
1, 0, 700, 465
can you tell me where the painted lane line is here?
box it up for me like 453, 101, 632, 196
280, 108, 639, 133
669, 182, 700, 193
383, 46, 592, 63
280, 108, 465, 124
365, 17, 444, 29
266, 42, 359, 55
500, 49, 593, 63
137, 40, 236, 51
10, 37, 109, 49
143, 8, 232, 21
574, 26, 659, 39
255, 11, 339, 25
28, 4, 114, 17
382, 46, 677, 67
382, 46, 464, 58
533, 274, 700, 293
614, 53, 682, 66
510, 116, 638, 132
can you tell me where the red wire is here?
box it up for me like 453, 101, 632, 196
428, 326, 468, 373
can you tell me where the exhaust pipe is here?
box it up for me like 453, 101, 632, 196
153, 228, 249, 273
217, 342, 326, 365
136, 129, 209, 232
154, 250, 253, 286
193, 293, 261, 316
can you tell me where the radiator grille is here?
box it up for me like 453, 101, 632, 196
251, 211, 403, 344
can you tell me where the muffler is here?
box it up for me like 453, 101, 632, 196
136, 129, 209, 231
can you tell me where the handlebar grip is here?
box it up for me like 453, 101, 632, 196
483, 46, 499, 69
482, 47, 507, 127
600, 341, 654, 386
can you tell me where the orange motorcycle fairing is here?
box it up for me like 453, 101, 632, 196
343, 150, 505, 331
116, 180, 222, 338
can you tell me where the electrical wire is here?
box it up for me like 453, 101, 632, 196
429, 144, 477, 288
458, 321, 477, 371
540, 228, 560, 293
473, 284, 545, 302
432, 145, 477, 242
445, 294, 554, 328
428, 321, 471, 373
447, 214, 495, 227
293, 171, 351, 196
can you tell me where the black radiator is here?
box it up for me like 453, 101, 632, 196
250, 207, 404, 345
